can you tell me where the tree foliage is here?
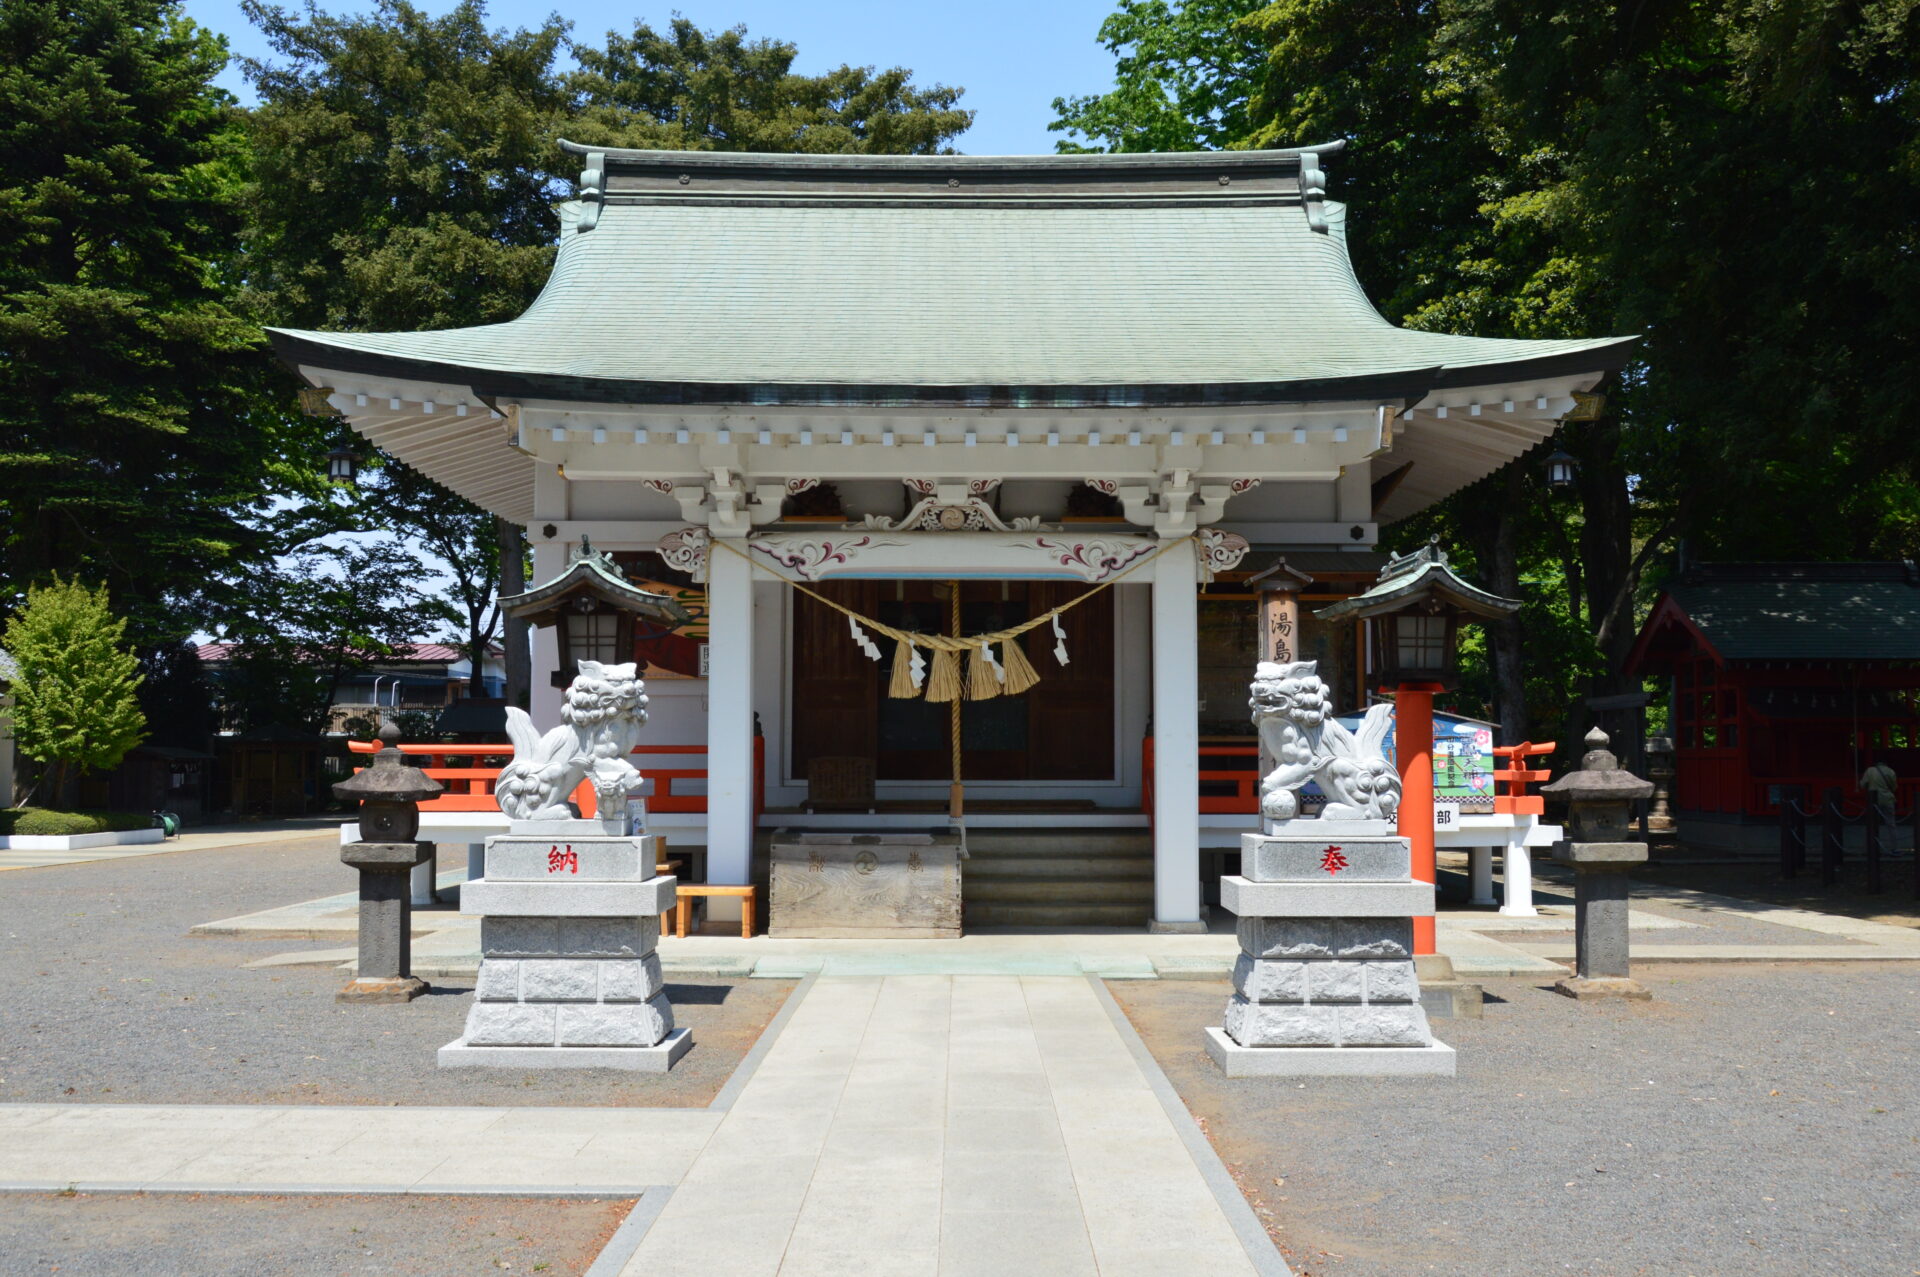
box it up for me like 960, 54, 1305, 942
567, 16, 972, 154
1057, 0, 1920, 749
1050, 0, 1266, 152
3, 577, 147, 802
0, 0, 318, 651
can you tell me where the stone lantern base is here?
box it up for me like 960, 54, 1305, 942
1206, 831, 1455, 1078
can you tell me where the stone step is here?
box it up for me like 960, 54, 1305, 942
961, 854, 1155, 879
963, 832, 1154, 857
964, 901, 1152, 928
963, 876, 1155, 905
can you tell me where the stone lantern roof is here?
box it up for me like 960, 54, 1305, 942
1312, 540, 1520, 624
332, 722, 443, 806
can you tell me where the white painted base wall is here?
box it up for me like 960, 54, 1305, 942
0, 827, 166, 851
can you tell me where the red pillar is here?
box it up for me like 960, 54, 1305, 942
1395, 683, 1442, 956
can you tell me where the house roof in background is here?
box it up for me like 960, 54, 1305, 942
1630, 562, 1920, 667
195, 642, 503, 665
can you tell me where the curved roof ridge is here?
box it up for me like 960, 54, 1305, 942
554, 139, 1348, 167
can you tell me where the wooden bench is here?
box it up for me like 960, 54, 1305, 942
674, 884, 757, 939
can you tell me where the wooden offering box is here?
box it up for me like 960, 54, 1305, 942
769, 832, 963, 938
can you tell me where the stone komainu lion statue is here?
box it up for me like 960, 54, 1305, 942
1250, 660, 1401, 823
496, 660, 650, 822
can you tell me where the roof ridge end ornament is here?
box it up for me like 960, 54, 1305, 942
1378, 535, 1447, 580
577, 151, 606, 232
1300, 148, 1330, 234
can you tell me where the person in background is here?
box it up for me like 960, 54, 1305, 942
1860, 751, 1898, 819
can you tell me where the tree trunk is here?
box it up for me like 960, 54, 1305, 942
1484, 465, 1530, 746
468, 611, 487, 698
497, 517, 531, 710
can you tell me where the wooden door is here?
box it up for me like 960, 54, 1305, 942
1025, 582, 1115, 780
789, 579, 1116, 785
789, 581, 879, 781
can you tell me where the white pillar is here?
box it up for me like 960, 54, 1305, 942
1150, 538, 1203, 931
1469, 846, 1496, 907
466, 842, 485, 884
1499, 832, 1538, 917
705, 540, 756, 892
530, 539, 565, 728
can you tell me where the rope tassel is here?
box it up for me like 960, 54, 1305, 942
999, 637, 1041, 695
888, 638, 921, 698
925, 647, 962, 703
968, 645, 1001, 700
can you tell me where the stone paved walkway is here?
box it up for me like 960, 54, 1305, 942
0, 975, 1282, 1276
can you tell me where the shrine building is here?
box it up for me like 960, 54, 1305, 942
1627, 560, 1920, 847
271, 143, 1630, 930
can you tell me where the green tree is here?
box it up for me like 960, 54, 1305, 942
1050, 0, 1266, 153
3, 578, 147, 805
566, 16, 972, 154
0, 0, 316, 651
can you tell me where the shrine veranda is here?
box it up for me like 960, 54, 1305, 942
272, 144, 1629, 928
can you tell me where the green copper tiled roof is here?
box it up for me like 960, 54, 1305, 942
1668, 567, 1920, 662
269, 147, 1632, 399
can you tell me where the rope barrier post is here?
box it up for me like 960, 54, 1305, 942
1913, 802, 1920, 902
1867, 800, 1886, 895
948, 581, 963, 823
1820, 787, 1843, 887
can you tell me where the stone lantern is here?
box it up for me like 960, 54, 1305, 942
1540, 727, 1656, 1000
1314, 540, 1519, 959
332, 722, 443, 1003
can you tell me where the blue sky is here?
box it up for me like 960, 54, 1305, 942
179, 0, 1126, 156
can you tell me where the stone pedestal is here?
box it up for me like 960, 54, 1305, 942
769, 833, 962, 938
439, 830, 692, 1070
1551, 841, 1651, 1001
339, 840, 435, 1003
1206, 829, 1455, 1077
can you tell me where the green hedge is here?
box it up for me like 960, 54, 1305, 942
0, 808, 154, 837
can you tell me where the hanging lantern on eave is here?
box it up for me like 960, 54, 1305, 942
1545, 447, 1577, 494
325, 445, 361, 486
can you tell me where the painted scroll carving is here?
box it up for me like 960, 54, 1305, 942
656, 527, 710, 583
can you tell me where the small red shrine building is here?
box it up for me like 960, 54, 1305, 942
1626, 561, 1920, 845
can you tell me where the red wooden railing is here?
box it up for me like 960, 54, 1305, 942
346, 738, 765, 820
1141, 739, 1261, 817
1491, 741, 1553, 816
1139, 737, 1557, 819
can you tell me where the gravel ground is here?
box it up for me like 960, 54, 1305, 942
1113, 964, 1920, 1277
0, 1191, 631, 1276
0, 835, 792, 1106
